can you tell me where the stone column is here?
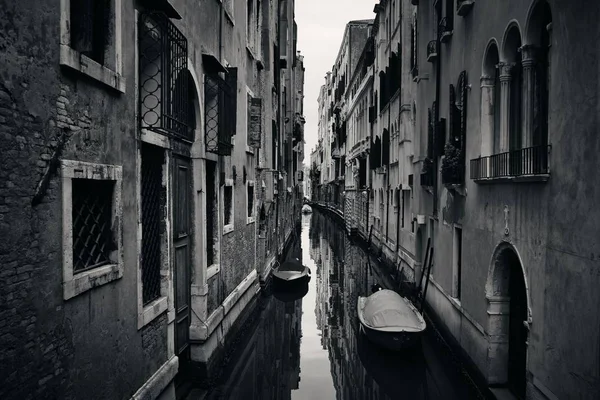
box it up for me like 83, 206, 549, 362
480, 75, 495, 155
498, 63, 514, 153
521, 45, 537, 150
480, 75, 495, 177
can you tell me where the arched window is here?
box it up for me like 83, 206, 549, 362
526, 1, 552, 148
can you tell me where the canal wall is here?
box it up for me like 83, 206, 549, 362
187, 218, 301, 385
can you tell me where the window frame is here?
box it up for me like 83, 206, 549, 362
246, 180, 256, 224
223, 178, 235, 234
59, 0, 125, 93
61, 160, 123, 300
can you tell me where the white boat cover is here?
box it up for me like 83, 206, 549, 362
359, 289, 426, 333
302, 204, 313, 213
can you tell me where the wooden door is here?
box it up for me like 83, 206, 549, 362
173, 156, 192, 358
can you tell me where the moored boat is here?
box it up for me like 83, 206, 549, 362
272, 258, 311, 286
357, 289, 426, 351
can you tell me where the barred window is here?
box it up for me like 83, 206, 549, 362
141, 144, 165, 305
72, 179, 116, 272
139, 11, 190, 139
205, 69, 237, 155
61, 161, 122, 300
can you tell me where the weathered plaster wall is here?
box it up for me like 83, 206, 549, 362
0, 1, 171, 399
416, 1, 600, 398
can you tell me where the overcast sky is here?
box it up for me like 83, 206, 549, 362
295, 0, 375, 162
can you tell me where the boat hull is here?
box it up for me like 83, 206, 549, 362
272, 267, 311, 287
359, 322, 422, 351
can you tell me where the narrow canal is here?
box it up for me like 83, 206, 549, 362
202, 211, 486, 400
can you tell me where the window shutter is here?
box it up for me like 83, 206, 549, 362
225, 67, 238, 138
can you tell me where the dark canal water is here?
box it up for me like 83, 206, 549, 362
202, 212, 485, 400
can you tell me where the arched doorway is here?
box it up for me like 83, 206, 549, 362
486, 243, 531, 400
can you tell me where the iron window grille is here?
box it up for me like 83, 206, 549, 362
72, 179, 116, 272
139, 11, 190, 140
205, 70, 237, 155
141, 144, 164, 305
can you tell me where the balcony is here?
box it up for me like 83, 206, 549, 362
332, 148, 341, 159
439, 17, 454, 43
427, 40, 438, 63
470, 145, 551, 183
457, 0, 475, 16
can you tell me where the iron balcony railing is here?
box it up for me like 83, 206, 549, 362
138, 12, 190, 140
470, 145, 551, 180
427, 40, 437, 62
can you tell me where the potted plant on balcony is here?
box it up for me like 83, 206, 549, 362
441, 143, 465, 188
420, 157, 434, 188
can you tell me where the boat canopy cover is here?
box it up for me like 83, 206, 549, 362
361, 290, 426, 332
279, 258, 305, 272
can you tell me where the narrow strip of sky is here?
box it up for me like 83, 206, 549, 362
295, 0, 376, 161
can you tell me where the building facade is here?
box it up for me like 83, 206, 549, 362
314, 0, 600, 399
0, 0, 304, 399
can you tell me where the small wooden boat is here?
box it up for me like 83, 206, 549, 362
272, 258, 311, 286
301, 204, 313, 214
357, 289, 426, 351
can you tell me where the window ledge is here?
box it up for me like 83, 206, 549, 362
207, 264, 221, 280
440, 31, 454, 43
60, 45, 126, 93
247, 217, 255, 225
246, 46, 260, 62
246, 145, 255, 155
223, 224, 234, 235
64, 263, 122, 300
138, 296, 168, 329
473, 174, 550, 184
225, 12, 235, 25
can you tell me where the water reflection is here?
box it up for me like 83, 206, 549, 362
204, 212, 483, 400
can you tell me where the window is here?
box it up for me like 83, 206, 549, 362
247, 0, 261, 55
205, 69, 237, 155
60, 0, 124, 92
206, 161, 219, 266
61, 160, 123, 300
247, 181, 255, 223
402, 190, 411, 231
141, 144, 165, 306
452, 226, 462, 300
138, 12, 190, 140
247, 91, 263, 150
223, 179, 234, 234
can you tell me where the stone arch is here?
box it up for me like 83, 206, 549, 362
482, 38, 500, 78
486, 241, 532, 322
501, 21, 523, 63
524, 0, 553, 47
186, 58, 203, 141
485, 241, 532, 396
